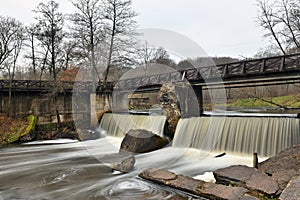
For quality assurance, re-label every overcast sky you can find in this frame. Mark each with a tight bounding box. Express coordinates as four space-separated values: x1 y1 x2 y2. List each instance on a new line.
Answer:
0 0 268 59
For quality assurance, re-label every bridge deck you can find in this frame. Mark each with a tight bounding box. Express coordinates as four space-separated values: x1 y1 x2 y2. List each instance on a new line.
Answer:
1 53 300 93
116 53 300 91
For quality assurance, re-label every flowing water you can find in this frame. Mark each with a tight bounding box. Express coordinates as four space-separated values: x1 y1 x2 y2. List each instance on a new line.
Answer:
0 138 256 200
1 112 299 199
173 116 300 157
99 113 166 137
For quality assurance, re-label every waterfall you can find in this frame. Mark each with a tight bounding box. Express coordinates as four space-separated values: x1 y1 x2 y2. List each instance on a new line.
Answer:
99 113 166 137
172 116 300 157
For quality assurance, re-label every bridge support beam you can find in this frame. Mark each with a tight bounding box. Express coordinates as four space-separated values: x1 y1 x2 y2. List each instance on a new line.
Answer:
112 91 129 112
193 85 204 116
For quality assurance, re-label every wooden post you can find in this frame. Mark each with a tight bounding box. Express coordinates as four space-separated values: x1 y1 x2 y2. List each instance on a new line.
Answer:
224 64 229 77
253 152 258 169
280 56 285 71
260 59 266 73
90 93 98 129
241 62 246 75
56 109 61 130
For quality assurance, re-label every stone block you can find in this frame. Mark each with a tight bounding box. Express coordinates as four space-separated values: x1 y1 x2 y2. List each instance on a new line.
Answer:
139 168 249 200
279 175 300 200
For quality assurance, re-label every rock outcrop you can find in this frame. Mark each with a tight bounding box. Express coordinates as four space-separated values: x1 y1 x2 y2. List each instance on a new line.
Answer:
158 84 181 138
258 144 300 189
77 129 103 141
111 155 135 173
137 143 300 199
214 165 279 197
279 175 300 200
0 114 36 144
158 83 202 138
139 168 249 200
120 129 169 153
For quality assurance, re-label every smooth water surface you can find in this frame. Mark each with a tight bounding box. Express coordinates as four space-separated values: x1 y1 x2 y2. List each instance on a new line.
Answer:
0 137 254 200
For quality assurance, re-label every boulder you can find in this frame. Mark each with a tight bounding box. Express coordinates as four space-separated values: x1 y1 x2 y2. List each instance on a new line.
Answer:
77 129 103 141
120 129 169 153
246 170 279 196
139 168 249 200
158 84 181 138
158 82 201 138
258 144 300 191
111 155 135 173
271 169 300 191
214 165 254 185
259 144 300 174
279 175 300 200
213 165 279 197
240 194 260 200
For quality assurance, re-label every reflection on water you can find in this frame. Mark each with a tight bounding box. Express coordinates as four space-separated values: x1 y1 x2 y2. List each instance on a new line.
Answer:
0 137 255 200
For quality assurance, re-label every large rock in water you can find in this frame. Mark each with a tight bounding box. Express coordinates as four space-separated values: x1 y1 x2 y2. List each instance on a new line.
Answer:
158 84 181 138
120 129 169 153
111 155 135 173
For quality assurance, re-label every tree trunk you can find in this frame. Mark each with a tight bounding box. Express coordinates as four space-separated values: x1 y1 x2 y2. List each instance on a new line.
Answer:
104 0 117 85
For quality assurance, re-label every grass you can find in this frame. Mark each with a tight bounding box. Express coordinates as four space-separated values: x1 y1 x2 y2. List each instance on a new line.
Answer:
227 94 300 109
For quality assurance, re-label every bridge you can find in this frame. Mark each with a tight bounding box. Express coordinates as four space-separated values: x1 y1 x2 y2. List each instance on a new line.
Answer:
0 80 114 93
1 53 300 93
116 53 300 91
1 53 300 118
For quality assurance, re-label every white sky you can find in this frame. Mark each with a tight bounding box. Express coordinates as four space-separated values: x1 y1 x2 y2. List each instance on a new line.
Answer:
0 0 268 58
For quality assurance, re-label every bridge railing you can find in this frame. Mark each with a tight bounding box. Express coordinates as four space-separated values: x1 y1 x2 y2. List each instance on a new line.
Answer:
114 53 300 90
2 53 300 92
0 79 114 92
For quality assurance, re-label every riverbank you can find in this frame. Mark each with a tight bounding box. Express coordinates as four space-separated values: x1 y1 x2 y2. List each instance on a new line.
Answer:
227 93 300 110
0 113 36 144
0 113 79 144
139 144 300 199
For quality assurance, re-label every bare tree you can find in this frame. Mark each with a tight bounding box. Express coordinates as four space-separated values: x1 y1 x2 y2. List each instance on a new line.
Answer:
24 24 39 79
257 0 286 54
138 42 157 65
101 0 138 83
257 0 300 54
34 0 64 81
68 0 104 84
0 16 23 69
61 40 77 70
0 16 25 116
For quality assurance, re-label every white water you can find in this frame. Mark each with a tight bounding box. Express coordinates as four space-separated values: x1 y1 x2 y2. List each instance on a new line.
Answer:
2 113 299 199
173 116 300 157
99 113 166 137
0 137 254 200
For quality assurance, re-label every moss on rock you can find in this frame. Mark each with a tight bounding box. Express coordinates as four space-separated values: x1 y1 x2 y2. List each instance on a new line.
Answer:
0 114 36 145
22 115 36 137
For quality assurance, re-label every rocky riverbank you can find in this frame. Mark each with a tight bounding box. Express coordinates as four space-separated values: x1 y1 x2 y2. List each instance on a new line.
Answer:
0 113 80 144
139 144 300 200
0 113 36 144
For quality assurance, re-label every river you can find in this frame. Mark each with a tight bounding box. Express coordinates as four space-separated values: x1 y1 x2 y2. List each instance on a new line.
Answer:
1 111 299 199
0 136 255 200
